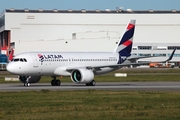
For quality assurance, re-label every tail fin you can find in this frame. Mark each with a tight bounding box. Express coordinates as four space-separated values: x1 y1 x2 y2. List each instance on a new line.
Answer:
113 20 136 57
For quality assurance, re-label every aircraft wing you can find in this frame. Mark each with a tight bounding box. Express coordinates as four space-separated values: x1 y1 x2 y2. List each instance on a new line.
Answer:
99 48 176 68
66 48 176 71
127 56 158 63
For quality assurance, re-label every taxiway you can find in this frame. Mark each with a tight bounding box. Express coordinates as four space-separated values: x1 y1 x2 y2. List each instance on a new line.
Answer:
0 82 180 92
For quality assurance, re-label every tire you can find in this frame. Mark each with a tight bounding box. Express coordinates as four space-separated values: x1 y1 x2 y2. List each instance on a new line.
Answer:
86 83 90 86
51 80 56 86
56 80 61 86
90 80 96 86
24 83 30 87
86 80 96 86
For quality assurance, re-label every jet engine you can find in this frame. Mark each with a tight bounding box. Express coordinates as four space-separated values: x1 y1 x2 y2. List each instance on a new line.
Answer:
19 76 41 83
71 68 94 83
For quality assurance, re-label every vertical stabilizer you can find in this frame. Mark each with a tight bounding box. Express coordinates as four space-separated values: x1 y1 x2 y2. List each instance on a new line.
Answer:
113 20 136 57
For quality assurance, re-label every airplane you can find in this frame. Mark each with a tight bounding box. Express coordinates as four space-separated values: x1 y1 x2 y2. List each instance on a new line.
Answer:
6 20 176 87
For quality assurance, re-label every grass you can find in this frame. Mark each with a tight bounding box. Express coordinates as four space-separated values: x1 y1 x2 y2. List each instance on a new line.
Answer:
0 90 180 120
1 69 180 119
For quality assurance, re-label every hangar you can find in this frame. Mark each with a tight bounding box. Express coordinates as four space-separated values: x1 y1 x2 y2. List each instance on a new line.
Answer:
0 8 180 65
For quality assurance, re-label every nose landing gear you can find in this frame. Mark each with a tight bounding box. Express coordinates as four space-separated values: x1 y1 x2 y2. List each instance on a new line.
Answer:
24 82 30 87
19 76 31 87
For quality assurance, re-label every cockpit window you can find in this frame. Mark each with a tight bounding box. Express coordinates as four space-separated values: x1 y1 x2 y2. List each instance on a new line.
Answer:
13 58 19 62
12 58 27 62
20 58 23 62
23 59 27 62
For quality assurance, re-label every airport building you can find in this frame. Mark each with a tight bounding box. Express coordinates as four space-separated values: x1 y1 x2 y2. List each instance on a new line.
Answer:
0 8 180 66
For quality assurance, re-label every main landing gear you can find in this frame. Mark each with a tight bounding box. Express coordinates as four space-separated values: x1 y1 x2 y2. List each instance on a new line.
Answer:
51 76 61 86
86 80 96 86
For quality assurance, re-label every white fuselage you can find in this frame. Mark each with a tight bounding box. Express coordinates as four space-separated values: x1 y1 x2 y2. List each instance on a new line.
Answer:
7 52 121 76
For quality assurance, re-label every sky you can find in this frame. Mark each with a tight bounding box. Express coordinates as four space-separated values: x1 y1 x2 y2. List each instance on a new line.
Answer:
0 0 179 12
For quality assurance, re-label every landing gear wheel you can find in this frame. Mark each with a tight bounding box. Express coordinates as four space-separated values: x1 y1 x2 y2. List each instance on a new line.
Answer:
51 79 61 86
86 83 90 86
51 80 56 86
22 76 31 87
24 83 30 87
56 80 61 86
86 80 96 86
90 80 96 86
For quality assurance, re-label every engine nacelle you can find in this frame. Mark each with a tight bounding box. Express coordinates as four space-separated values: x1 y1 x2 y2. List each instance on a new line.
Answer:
19 76 41 83
71 68 94 83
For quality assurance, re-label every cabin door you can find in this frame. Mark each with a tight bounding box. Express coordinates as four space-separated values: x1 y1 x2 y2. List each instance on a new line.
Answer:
31 55 38 67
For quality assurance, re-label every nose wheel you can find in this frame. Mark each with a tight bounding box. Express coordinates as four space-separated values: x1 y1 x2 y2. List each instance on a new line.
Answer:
24 82 30 87
19 76 31 87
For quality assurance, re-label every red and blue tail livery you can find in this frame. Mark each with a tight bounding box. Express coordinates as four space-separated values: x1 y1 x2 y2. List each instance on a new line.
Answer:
114 20 136 64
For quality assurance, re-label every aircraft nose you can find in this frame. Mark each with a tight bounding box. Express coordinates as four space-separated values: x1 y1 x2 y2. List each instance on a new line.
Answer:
6 63 16 74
